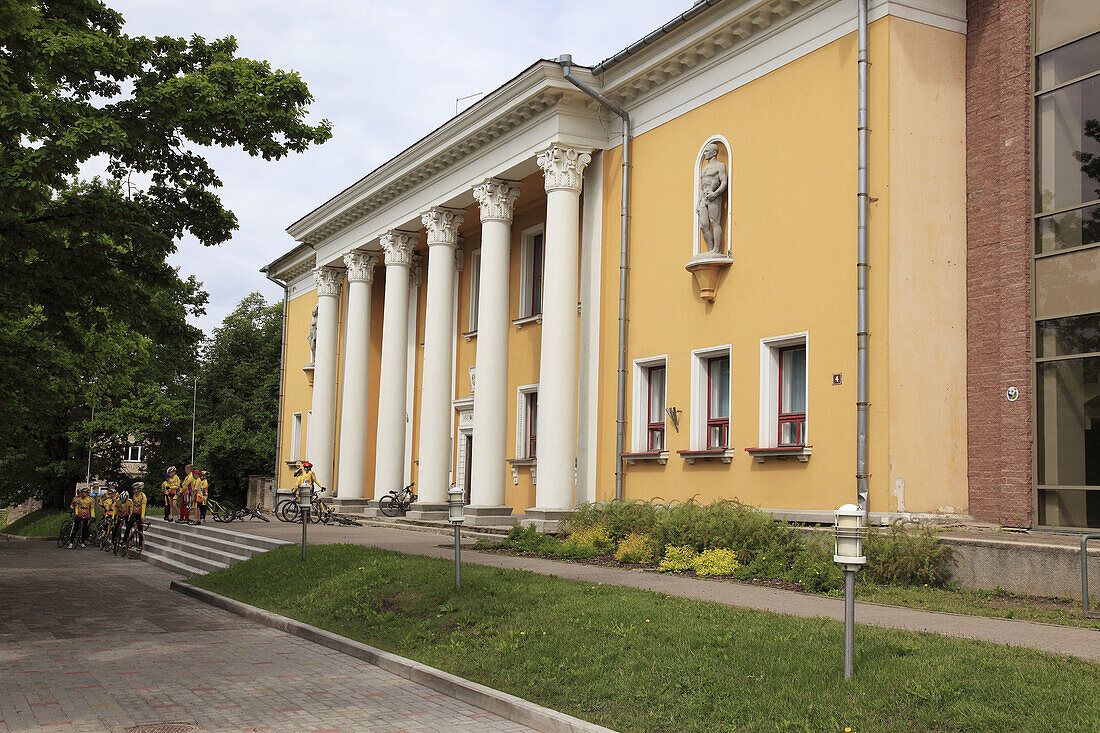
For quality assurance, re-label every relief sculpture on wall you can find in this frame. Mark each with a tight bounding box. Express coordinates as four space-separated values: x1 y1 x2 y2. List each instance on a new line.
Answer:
307 304 318 364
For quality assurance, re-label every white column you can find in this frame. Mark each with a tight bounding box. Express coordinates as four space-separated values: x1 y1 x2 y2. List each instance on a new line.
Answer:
307 266 344 493
372 231 417 500
532 144 591 518
409 208 465 516
334 251 379 502
467 179 521 522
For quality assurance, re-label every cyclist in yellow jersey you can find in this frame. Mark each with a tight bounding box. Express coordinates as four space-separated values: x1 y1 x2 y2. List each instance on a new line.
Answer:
163 466 181 521
294 461 323 501
131 482 148 520
68 487 96 548
114 491 135 546
195 472 209 523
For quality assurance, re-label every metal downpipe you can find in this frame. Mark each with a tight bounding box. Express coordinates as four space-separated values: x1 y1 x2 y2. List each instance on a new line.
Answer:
856 0 870 514
558 55 631 501
265 269 291 491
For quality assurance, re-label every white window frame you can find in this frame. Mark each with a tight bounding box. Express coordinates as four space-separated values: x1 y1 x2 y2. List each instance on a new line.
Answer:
515 383 539 459
291 412 303 459
517 223 545 320
759 331 809 449
631 355 668 452
689 344 732 451
124 445 143 463
467 248 482 333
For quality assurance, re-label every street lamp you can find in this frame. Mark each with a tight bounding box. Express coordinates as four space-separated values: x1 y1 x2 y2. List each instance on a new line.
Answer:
448 484 465 590
834 503 867 680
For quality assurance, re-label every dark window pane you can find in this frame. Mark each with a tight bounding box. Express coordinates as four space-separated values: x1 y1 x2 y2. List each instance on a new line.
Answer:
1037 313 1100 357
1037 32 1100 90
781 347 807 413
708 356 729 419
1034 246 1100 320
530 233 543 315
1036 75 1100 213
1036 356 1100 486
1037 488 1100 528
1037 201 1100 253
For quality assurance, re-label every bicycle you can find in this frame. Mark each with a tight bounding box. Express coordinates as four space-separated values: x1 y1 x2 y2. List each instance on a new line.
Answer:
101 517 118 553
206 497 235 523
331 513 362 527
56 516 76 548
124 520 149 559
378 483 416 517
230 505 270 522
281 494 332 524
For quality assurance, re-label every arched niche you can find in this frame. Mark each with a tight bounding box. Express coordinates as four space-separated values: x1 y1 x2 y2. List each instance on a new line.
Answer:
690 134 733 259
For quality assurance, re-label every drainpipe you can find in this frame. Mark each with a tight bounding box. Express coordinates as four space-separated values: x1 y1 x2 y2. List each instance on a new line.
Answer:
558 54 631 501
855 0 869 514
265 268 290 493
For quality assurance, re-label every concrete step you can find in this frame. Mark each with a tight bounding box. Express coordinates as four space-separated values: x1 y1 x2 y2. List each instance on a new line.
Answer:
357 515 513 541
145 534 254 566
146 518 288 552
145 524 274 560
143 544 229 576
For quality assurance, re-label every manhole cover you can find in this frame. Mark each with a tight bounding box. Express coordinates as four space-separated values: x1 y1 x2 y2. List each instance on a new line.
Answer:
128 725 201 733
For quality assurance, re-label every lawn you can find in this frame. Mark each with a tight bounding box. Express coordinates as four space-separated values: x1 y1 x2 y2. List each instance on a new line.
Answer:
1 509 69 537
191 544 1100 733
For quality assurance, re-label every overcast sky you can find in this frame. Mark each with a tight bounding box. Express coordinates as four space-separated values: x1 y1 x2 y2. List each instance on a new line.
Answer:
107 0 690 334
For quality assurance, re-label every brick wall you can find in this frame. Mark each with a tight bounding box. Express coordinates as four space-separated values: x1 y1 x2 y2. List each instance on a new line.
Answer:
965 0 1033 526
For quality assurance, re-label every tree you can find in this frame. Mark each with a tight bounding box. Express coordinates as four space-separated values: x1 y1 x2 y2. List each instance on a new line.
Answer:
0 1 330 507
189 293 283 504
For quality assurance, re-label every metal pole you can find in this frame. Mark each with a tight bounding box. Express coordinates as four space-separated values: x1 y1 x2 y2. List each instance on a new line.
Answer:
191 376 198 466
85 405 94 484
454 524 462 590
844 569 855 680
300 502 309 560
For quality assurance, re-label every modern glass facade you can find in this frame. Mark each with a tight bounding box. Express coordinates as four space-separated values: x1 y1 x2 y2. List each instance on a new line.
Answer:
1034 0 1100 528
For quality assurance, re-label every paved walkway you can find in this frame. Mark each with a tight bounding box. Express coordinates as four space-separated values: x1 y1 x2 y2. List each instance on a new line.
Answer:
228 519 1100 662
0 542 535 733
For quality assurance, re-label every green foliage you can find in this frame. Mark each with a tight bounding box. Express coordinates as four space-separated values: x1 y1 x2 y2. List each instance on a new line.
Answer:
658 544 698 572
693 547 740 576
864 521 955 587
560 524 615 556
0 0 328 508
614 532 658 564
1 509 69 537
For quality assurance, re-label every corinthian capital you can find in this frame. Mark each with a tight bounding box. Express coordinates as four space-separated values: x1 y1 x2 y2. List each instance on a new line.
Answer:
343 251 380 283
313 266 343 297
472 179 522 223
538 144 592 193
421 207 465 247
380 231 418 267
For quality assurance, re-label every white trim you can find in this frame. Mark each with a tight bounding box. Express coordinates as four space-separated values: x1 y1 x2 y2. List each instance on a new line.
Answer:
515 383 539 459
468 248 482 333
631 355 668 453
758 331 809 449
287 270 317 299
691 135 733 259
290 412 303 460
517 223 545 319
689 344 732 451
453 397 474 498
449 262 460 485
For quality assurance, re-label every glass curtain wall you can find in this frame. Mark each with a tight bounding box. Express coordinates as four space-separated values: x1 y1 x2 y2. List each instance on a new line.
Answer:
1034 0 1100 528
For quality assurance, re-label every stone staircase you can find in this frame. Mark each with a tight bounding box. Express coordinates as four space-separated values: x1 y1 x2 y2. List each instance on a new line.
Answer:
142 517 290 577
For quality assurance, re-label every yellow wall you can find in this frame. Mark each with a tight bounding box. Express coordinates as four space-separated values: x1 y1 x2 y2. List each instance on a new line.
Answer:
278 289 317 488
594 17 966 514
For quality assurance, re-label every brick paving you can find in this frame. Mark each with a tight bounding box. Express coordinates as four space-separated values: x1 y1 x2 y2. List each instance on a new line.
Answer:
0 543 535 733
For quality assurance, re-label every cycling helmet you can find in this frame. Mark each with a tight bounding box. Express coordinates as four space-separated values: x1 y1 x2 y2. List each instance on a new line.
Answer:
79 486 90 494
132 482 144 490
166 466 176 476
120 491 130 501
301 460 313 469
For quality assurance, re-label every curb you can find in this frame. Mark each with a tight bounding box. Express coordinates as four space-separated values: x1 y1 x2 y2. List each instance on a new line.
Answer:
171 581 616 733
0 532 54 542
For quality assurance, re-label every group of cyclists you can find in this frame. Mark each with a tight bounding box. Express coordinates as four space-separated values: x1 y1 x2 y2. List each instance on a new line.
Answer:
66 480 148 550
161 464 211 524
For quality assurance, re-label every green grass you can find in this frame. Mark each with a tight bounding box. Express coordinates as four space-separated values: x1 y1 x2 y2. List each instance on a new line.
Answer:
191 544 1100 733
1 509 69 537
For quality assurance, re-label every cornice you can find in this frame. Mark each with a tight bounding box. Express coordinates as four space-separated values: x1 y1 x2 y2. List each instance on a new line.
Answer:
287 61 597 246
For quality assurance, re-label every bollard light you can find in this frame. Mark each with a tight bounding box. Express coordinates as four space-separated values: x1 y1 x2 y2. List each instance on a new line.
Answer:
833 503 867 567
448 485 464 589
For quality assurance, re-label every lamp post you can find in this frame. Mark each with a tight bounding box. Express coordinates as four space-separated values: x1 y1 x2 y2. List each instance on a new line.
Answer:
448 484 465 590
834 503 867 680
300 492 311 561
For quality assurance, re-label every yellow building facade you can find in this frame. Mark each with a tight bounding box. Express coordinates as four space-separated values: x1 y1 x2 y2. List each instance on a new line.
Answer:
266 0 969 528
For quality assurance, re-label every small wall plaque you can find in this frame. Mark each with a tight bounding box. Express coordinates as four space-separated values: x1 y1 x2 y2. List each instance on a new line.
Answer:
1006 386 1019 402
832 373 843 386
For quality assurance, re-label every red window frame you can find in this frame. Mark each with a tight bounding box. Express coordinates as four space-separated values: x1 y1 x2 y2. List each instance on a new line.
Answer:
526 391 538 458
706 356 730 450
778 345 806 446
646 365 666 452
528 232 544 316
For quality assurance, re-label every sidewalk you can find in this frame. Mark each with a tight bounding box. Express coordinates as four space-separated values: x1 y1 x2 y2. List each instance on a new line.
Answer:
225 519 1100 662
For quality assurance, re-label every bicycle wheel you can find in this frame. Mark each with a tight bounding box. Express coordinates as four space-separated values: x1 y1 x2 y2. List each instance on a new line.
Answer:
379 494 401 517
112 528 122 556
101 524 113 552
57 519 74 548
217 502 237 522
128 530 145 558
280 501 300 523
253 508 270 522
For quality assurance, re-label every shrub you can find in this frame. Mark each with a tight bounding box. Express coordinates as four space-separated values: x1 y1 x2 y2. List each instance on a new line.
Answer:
614 532 658 564
558 524 615 559
659 544 698 572
864 521 954 587
564 500 661 540
694 548 740 576
495 524 561 555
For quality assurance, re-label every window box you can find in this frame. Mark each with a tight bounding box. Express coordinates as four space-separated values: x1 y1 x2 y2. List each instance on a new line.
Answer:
745 446 813 463
677 448 734 464
621 451 669 465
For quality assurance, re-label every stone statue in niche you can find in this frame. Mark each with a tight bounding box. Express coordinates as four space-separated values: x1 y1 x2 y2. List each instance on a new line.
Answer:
696 142 728 254
307 304 318 363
